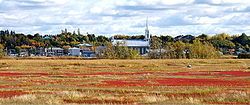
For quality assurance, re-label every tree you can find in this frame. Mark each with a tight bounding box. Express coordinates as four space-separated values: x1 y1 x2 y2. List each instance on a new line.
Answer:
210 33 236 52
150 36 162 49
233 33 249 46
62 45 71 55
101 42 139 59
162 41 187 59
211 33 231 40
171 41 187 59
197 34 209 41
211 40 235 49
0 44 5 58
148 36 164 59
96 36 109 46
77 28 81 36
162 40 220 59
189 40 220 59
160 35 174 44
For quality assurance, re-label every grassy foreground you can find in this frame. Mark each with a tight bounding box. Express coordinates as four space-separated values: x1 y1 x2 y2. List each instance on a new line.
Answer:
0 59 249 105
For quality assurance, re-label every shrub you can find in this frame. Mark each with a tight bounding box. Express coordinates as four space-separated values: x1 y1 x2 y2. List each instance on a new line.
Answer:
189 40 220 59
238 53 250 59
0 44 5 58
161 40 220 59
100 42 139 59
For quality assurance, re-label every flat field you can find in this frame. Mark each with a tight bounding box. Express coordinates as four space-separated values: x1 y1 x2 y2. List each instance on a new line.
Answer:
0 59 249 105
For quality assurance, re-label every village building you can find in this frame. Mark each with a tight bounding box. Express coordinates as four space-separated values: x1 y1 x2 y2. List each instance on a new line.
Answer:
77 43 96 58
111 19 151 55
68 47 81 56
45 47 64 56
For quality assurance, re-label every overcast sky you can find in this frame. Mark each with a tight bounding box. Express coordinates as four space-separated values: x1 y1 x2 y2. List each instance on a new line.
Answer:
0 0 250 36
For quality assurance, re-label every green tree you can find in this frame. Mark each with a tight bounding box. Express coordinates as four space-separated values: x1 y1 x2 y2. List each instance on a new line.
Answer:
197 34 209 42
163 41 187 59
210 33 235 52
148 36 164 59
233 33 249 46
189 40 220 59
101 42 139 59
211 33 231 40
211 40 235 49
150 36 162 49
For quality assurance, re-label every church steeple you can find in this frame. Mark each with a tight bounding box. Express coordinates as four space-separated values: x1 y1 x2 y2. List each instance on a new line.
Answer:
145 17 150 41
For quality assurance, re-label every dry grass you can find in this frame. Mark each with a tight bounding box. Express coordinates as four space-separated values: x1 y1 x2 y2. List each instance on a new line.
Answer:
0 59 249 104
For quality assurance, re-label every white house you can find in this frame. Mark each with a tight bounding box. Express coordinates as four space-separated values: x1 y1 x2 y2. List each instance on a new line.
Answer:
69 47 81 56
45 47 64 56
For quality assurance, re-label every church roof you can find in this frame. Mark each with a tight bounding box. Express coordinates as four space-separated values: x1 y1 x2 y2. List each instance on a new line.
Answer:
112 39 149 47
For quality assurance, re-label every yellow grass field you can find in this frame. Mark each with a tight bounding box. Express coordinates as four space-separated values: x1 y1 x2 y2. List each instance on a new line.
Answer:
0 59 249 105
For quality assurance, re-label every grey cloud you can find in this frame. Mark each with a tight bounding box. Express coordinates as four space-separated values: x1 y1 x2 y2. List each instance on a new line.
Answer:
193 0 239 6
0 0 249 35
223 15 250 25
194 0 216 4
155 16 199 27
225 6 250 13
0 0 56 11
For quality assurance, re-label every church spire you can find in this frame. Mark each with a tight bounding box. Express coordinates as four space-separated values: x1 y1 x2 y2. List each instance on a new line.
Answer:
145 17 150 41
146 17 149 31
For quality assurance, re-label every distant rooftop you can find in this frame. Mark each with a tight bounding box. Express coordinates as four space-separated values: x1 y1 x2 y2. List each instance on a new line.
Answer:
112 39 149 47
69 47 80 50
43 36 51 40
78 43 92 47
46 47 64 50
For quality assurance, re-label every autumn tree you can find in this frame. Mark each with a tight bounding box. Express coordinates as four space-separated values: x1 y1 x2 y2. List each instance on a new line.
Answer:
100 42 139 59
0 44 4 58
189 40 220 59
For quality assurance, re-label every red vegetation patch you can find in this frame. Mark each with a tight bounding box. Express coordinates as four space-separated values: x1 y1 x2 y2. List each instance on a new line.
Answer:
170 72 214 76
0 91 28 98
0 86 10 88
0 72 24 76
64 99 135 104
169 71 250 77
64 72 152 77
218 71 250 76
156 78 250 86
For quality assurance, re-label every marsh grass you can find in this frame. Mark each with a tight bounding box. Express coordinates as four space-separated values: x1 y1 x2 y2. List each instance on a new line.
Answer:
0 59 249 104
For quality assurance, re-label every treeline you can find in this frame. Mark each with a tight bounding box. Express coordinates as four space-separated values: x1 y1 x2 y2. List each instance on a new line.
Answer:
0 29 250 59
0 29 110 50
97 43 140 59
148 33 250 59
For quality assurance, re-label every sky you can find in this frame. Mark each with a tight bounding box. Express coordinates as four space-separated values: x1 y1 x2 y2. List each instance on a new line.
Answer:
0 0 250 36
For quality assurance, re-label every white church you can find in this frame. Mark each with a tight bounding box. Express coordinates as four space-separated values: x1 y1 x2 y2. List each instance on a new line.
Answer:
111 19 151 55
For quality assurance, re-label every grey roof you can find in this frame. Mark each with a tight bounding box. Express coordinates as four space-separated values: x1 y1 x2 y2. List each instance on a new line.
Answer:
112 40 149 47
46 47 64 51
69 47 80 50
43 36 51 40
78 43 92 47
